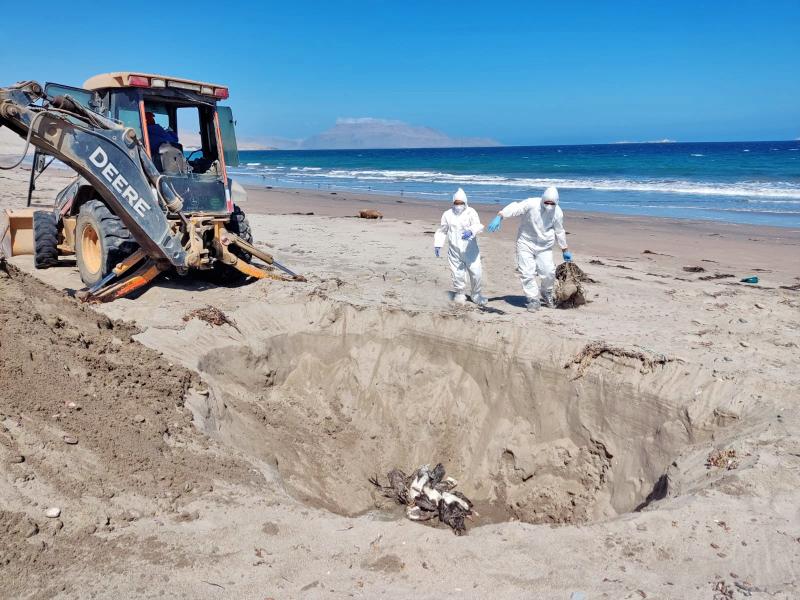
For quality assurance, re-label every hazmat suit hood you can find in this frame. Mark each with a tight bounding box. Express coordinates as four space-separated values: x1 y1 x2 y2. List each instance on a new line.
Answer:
451 188 468 215
542 186 559 205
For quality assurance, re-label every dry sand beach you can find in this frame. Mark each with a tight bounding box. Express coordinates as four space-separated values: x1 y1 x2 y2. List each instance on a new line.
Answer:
1 147 800 599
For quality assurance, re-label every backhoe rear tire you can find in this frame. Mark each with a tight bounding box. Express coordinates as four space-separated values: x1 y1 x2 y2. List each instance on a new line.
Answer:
75 200 137 286
210 204 253 284
228 204 252 262
33 210 59 269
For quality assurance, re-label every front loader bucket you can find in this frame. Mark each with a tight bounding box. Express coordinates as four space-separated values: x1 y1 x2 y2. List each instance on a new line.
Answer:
0 208 35 259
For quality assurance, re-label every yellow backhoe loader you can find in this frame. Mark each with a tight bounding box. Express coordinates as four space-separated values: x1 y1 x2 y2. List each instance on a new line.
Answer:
0 73 302 301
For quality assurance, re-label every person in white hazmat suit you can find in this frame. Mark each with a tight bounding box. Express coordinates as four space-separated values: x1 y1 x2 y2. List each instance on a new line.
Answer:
434 188 487 306
486 186 573 311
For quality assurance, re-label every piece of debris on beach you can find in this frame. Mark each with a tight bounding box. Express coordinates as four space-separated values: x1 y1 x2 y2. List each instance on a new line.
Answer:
370 463 476 535
706 448 739 470
555 261 593 308
565 341 677 378
698 273 735 281
683 265 706 273
182 306 240 332
359 209 383 219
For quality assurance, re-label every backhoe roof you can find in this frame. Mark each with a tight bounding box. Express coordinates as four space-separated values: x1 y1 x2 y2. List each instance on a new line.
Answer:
83 72 226 91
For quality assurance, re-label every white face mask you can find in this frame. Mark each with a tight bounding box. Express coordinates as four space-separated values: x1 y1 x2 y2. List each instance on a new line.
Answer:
542 202 556 211
453 204 465 215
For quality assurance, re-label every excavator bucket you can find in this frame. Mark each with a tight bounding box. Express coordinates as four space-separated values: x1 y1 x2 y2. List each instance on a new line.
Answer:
0 208 35 259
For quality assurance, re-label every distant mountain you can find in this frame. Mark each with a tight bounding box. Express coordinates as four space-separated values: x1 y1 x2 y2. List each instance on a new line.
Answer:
0 127 26 155
238 136 300 151
179 130 292 151
299 117 500 150
180 117 498 151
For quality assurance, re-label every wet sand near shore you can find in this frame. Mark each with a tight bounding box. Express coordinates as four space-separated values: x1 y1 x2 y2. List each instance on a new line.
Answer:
1 162 800 599
241 184 800 281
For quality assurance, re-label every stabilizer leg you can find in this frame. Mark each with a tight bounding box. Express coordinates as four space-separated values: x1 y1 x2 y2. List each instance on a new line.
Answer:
220 229 306 282
78 258 166 303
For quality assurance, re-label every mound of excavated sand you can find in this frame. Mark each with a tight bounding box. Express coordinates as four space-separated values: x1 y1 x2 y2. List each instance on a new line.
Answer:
0 262 254 597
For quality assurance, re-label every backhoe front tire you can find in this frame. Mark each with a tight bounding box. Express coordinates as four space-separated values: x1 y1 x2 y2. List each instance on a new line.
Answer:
33 210 59 269
75 200 137 286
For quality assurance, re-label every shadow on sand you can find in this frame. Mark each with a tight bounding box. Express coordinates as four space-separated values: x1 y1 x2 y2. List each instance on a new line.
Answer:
489 294 527 308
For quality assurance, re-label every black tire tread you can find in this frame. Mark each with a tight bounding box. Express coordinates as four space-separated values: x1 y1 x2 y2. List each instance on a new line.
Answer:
33 210 59 269
75 200 138 285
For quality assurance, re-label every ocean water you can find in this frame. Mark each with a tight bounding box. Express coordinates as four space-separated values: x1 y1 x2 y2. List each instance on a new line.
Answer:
231 141 800 227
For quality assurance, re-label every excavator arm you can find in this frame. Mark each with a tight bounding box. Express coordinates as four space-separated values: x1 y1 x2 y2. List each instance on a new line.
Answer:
0 81 186 267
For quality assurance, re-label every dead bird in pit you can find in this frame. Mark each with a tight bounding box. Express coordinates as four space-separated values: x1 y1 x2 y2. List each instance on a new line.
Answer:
370 463 475 535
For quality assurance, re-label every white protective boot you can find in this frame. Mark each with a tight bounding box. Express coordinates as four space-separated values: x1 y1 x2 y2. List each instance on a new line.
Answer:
541 290 556 309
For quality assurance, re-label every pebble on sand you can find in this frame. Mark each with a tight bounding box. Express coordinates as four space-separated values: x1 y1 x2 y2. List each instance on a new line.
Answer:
133 414 146 423
45 507 61 518
63 435 78 445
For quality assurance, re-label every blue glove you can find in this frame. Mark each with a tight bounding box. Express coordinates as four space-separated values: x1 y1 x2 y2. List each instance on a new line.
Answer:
461 230 474 240
487 215 503 232
562 250 573 262
434 247 441 257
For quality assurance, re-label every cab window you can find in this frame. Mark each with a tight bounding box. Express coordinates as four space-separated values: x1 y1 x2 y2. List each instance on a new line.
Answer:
110 89 143 140
45 82 96 110
217 106 239 167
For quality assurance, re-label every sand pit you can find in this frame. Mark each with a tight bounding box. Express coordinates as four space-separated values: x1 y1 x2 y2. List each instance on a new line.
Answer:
179 302 727 526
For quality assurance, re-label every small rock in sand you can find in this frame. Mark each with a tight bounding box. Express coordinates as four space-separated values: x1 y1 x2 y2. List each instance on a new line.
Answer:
359 209 383 219
740 341 750 348
24 521 39 538
62 435 78 445
45 507 61 518
133 414 146 423
8 455 24 464
754 303 765 309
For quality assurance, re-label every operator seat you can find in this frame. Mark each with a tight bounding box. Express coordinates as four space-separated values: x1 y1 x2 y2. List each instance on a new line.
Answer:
159 145 190 175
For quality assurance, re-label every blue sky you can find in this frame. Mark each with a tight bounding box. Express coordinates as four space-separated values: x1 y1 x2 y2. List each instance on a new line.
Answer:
1 1 798 145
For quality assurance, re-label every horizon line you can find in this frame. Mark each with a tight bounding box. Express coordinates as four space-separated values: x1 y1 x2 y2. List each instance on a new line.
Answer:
239 138 800 151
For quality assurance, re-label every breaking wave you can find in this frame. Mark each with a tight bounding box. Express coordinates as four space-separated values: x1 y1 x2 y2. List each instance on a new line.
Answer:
230 164 800 200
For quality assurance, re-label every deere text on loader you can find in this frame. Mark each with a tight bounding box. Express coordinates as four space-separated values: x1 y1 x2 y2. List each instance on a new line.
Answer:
0 73 302 301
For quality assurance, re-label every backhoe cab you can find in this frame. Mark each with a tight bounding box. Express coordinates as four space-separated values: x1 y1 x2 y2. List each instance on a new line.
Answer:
0 73 301 301
79 72 241 213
